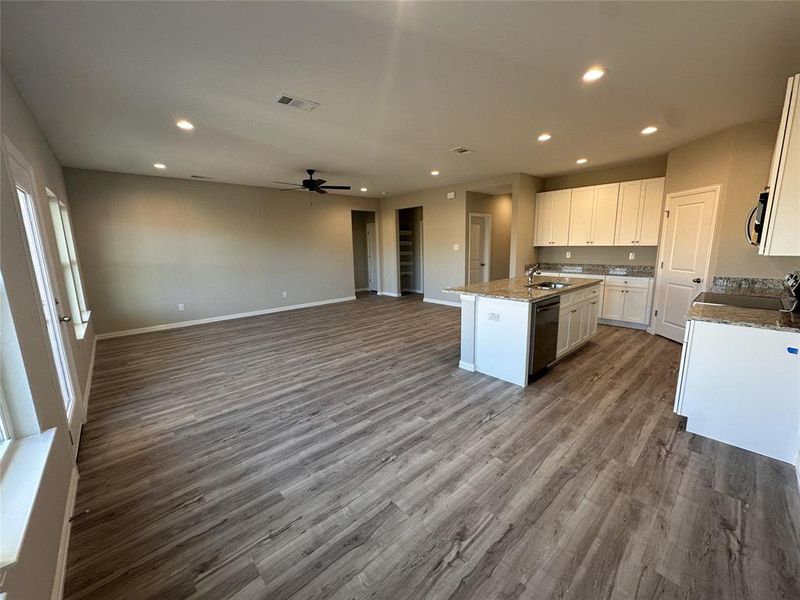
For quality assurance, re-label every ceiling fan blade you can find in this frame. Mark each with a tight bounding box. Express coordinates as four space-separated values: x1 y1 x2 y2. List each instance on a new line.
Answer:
315 188 328 194
319 185 351 190
315 179 327 186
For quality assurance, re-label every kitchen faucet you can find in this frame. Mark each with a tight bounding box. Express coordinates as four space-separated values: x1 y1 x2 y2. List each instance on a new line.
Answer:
525 264 541 283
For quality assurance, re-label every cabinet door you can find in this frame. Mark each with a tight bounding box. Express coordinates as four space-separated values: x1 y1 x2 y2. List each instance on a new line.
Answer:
602 285 625 320
568 187 594 246
534 192 553 246
637 178 664 245
615 180 642 246
592 183 619 245
567 306 582 350
579 300 591 341
587 299 599 336
556 307 570 357
622 287 649 324
550 189 572 246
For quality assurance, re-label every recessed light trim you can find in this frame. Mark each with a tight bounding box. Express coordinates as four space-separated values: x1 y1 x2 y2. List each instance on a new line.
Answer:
582 66 606 82
576 158 588 165
641 125 658 135
176 119 194 130
153 163 166 169
360 187 368 192
431 170 440 176
537 133 552 142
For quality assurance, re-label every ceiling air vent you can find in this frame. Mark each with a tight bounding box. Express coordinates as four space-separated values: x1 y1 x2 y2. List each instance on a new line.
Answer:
276 94 320 112
450 146 475 154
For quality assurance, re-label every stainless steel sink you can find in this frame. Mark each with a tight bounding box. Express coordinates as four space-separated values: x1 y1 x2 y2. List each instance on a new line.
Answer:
526 281 571 289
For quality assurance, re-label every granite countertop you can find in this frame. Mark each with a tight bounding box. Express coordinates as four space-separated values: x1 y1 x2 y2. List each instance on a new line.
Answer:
531 263 655 278
687 304 800 333
444 275 603 303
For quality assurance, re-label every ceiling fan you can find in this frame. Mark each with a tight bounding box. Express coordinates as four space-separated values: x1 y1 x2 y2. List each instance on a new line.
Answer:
274 169 351 194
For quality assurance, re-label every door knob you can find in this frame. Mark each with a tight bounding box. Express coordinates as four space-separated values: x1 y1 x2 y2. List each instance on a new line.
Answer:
692 278 702 284
59 315 72 323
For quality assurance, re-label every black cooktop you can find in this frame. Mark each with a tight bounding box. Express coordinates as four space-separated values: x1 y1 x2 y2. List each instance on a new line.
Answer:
693 292 783 310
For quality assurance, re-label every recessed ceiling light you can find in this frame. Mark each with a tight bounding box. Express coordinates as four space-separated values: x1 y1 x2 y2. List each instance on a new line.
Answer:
641 125 658 135
431 170 440 176
576 158 588 165
582 67 606 82
176 119 194 130
153 163 166 169
537 133 552 142
360 187 368 192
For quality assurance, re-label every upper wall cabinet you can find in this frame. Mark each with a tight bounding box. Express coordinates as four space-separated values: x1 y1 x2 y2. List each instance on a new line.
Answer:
568 183 619 246
760 73 800 256
614 177 665 246
534 189 571 246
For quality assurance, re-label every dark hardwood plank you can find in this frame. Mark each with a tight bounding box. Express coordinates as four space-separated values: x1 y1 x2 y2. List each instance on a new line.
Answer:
64 294 800 600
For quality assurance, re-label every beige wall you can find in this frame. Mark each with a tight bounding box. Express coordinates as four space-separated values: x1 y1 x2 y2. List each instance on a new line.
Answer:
1 67 82 599
535 245 658 267
509 173 542 277
64 169 379 333
664 118 799 279
466 192 512 280
543 156 667 192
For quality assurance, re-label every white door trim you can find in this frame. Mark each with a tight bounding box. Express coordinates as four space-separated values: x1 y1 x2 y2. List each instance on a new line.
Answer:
468 212 492 284
652 184 721 339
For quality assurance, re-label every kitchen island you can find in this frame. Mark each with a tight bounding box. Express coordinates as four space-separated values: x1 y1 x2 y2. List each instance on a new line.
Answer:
444 275 603 386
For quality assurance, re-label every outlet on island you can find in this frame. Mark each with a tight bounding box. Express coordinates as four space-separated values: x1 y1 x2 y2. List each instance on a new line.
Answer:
177 303 185 312
282 291 288 298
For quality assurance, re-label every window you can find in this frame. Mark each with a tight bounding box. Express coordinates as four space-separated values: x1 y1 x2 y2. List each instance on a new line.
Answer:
47 190 90 338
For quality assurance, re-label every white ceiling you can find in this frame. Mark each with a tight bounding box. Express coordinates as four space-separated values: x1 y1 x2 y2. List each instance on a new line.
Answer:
2 1 799 196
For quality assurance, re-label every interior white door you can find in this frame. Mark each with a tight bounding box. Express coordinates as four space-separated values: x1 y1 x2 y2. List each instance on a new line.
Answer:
468 214 490 283
654 186 720 342
366 222 378 292
4 140 83 454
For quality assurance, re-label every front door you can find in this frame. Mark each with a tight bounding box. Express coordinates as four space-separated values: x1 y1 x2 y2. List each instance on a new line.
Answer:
653 186 720 342
468 214 491 283
4 138 83 455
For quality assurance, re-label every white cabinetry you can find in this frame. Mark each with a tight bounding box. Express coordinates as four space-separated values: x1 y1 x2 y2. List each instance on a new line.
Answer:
556 284 601 359
614 178 664 246
601 276 652 325
534 189 571 246
568 183 619 246
675 319 800 462
760 73 800 256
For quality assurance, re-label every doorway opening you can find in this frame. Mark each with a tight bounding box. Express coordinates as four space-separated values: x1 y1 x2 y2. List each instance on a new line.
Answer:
465 187 513 282
351 210 378 296
397 207 423 295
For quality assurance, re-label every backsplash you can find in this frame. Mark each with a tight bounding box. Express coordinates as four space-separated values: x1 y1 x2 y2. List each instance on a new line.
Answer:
530 262 655 278
535 245 658 267
711 275 796 297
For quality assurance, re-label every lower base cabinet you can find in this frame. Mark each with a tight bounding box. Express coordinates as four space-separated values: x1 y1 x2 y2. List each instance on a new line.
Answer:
556 284 600 359
601 276 652 324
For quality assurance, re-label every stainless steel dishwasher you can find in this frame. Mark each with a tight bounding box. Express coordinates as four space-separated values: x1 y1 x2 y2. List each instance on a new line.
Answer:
529 296 560 377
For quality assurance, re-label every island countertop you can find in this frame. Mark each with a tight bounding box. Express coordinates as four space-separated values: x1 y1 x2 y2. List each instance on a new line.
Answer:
444 275 603 303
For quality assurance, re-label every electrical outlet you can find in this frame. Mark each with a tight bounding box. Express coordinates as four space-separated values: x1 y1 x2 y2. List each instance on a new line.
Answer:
566 251 571 258
488 312 500 322
282 291 288 298
453 244 460 251
629 252 635 260
447 191 456 199
177 303 185 312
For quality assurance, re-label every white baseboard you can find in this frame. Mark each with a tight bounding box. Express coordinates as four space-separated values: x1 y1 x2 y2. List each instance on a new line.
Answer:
597 318 649 331
458 361 475 372
378 291 402 298
424 297 460 308
82 338 96 417
51 466 79 600
96 296 357 339
355 287 369 292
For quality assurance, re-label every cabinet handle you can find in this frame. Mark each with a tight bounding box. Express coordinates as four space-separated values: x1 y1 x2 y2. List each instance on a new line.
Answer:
591 301 597 305
571 309 577 313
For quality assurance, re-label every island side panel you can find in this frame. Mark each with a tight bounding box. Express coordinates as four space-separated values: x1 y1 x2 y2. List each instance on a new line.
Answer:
474 296 531 387
459 294 476 371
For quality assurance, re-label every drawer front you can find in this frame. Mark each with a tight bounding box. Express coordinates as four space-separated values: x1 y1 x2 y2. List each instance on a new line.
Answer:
560 291 578 307
605 275 650 289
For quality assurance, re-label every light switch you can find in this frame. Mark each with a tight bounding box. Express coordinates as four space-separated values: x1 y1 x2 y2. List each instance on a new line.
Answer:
453 244 460 251
629 252 635 260
566 251 571 258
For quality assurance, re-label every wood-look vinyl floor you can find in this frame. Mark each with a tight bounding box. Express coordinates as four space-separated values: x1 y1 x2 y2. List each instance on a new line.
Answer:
65 294 800 600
